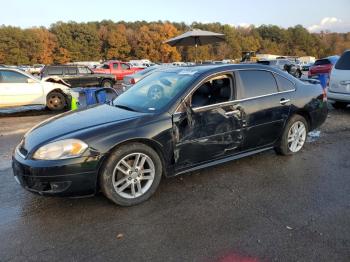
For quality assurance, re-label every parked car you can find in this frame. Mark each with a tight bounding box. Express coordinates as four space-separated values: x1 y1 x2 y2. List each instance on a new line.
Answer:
328 50 350 109
122 66 159 91
41 65 116 88
0 68 71 110
308 56 339 78
12 64 328 206
257 59 302 78
93 61 143 80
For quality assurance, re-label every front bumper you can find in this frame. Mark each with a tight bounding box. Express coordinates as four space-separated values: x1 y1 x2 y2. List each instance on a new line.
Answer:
327 90 350 103
12 151 103 197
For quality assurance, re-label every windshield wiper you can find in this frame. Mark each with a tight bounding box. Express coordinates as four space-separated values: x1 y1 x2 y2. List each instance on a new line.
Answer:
114 104 138 112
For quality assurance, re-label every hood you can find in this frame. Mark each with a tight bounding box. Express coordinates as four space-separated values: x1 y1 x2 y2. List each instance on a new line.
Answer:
23 104 147 152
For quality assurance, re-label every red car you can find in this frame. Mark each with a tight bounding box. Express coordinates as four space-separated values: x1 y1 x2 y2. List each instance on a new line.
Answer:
308 56 339 78
93 61 144 80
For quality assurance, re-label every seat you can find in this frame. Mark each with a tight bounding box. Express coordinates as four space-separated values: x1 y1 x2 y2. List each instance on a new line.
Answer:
191 83 211 107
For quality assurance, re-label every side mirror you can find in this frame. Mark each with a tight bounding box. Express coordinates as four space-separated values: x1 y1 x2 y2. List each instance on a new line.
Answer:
27 78 37 84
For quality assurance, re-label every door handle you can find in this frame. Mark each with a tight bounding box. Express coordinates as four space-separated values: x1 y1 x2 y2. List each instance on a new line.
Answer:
280 98 290 105
225 109 240 116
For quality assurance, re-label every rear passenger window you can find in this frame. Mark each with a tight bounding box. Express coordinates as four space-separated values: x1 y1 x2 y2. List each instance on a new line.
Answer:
274 74 295 91
48 67 63 75
238 70 278 98
335 51 350 70
66 67 77 75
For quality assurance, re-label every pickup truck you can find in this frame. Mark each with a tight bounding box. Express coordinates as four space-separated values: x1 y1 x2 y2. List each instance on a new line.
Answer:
93 61 143 80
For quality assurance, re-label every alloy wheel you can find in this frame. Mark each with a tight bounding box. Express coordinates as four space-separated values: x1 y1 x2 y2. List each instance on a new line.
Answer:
287 121 307 152
112 153 155 199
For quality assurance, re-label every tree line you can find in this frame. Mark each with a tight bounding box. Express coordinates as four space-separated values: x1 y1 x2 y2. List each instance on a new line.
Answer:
0 20 349 65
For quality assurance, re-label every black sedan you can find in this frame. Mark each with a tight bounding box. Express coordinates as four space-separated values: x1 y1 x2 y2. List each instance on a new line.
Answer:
13 64 328 206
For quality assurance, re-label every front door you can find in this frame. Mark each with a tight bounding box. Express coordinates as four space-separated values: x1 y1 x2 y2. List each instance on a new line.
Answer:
172 74 244 170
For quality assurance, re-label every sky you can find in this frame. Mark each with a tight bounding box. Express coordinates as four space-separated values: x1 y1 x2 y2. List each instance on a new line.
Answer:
1 0 350 33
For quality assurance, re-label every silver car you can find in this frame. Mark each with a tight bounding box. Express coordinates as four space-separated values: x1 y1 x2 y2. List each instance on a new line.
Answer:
328 50 350 109
122 66 159 91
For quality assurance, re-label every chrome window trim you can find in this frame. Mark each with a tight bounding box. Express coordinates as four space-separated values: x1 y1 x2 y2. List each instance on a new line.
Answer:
174 68 296 114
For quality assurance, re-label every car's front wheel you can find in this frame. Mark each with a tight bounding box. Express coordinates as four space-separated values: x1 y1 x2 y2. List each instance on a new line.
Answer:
46 91 66 111
275 115 308 155
100 143 162 206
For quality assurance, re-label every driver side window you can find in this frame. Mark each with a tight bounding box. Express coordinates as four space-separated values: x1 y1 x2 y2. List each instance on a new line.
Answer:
0 70 29 83
191 75 233 108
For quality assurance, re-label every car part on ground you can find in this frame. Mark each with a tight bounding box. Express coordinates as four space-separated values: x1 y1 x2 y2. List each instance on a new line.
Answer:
12 64 328 206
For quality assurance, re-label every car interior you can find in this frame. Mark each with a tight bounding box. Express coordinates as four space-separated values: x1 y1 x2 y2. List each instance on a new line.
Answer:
191 75 233 108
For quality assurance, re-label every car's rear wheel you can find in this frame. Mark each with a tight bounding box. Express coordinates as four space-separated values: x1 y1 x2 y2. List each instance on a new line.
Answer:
101 79 113 88
275 115 308 155
100 143 162 206
332 101 348 109
46 92 66 111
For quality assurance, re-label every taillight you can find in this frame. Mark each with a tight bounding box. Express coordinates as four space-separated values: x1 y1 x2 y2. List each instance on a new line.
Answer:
129 78 135 84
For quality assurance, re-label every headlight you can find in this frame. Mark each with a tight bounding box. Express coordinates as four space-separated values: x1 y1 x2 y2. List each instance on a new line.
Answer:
33 139 88 160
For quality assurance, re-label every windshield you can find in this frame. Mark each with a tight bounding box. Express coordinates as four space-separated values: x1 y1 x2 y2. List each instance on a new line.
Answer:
113 71 195 113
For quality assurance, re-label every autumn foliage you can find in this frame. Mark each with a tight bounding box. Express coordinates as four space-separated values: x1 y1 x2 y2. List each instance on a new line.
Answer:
0 21 349 65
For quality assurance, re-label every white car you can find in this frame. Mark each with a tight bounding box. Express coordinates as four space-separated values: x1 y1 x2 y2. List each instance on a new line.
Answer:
0 68 71 111
328 50 350 109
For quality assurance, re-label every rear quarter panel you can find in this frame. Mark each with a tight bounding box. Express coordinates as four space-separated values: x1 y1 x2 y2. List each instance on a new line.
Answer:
291 81 328 130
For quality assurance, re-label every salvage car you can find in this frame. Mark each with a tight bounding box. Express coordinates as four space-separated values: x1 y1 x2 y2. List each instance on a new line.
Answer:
41 65 116 88
0 68 71 110
308 56 339 78
12 64 328 206
328 50 350 109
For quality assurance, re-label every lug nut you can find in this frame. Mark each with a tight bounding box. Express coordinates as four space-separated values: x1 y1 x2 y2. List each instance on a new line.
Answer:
128 177 132 180
134 179 137 182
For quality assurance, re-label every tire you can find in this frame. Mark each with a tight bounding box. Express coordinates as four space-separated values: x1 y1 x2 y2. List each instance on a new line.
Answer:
99 142 162 206
101 79 113 88
332 101 348 109
275 114 308 155
46 91 66 111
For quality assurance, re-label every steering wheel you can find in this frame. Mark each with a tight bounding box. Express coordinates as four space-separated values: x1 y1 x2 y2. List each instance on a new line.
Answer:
148 85 164 100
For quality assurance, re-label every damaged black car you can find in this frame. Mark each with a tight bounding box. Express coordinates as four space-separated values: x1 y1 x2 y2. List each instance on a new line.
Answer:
12 64 328 206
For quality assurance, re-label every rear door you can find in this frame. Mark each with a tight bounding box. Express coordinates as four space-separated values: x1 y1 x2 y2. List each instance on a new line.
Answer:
0 70 44 107
329 51 350 94
235 70 293 149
